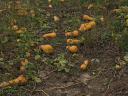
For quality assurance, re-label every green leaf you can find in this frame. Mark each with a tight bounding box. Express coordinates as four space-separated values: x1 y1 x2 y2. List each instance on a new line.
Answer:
35 55 41 60
33 76 42 83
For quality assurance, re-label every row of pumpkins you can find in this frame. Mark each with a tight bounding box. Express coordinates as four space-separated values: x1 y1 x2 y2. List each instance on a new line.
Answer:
40 15 96 54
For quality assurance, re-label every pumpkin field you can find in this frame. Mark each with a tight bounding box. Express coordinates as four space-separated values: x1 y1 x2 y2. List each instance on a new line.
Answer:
0 0 128 96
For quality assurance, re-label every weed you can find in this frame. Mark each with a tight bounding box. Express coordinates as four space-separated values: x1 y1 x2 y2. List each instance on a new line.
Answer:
46 53 72 72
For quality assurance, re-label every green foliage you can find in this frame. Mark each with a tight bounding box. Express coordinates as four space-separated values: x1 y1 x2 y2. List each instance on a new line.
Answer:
80 0 104 5
0 87 18 96
25 62 37 80
47 53 71 72
111 6 128 52
118 29 128 51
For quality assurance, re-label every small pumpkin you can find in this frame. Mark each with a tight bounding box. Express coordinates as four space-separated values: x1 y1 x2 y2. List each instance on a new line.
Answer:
54 16 60 22
80 63 88 70
43 32 56 39
0 75 27 88
66 45 78 53
79 21 96 31
15 29 24 33
80 60 91 70
83 15 94 21
89 21 96 27
16 75 27 84
65 30 79 37
66 39 80 44
21 59 29 66
20 66 26 73
20 59 28 72
12 25 18 31
48 4 52 8
79 24 86 31
10 75 27 85
84 24 92 31
15 27 27 34
40 44 54 54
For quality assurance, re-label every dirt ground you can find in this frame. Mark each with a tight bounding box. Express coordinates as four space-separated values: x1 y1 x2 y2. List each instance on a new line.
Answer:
0 0 128 96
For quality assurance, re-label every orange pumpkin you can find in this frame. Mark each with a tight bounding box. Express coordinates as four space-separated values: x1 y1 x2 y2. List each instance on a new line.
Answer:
65 30 79 37
89 21 96 26
40 44 54 54
66 39 80 44
80 60 91 70
16 75 27 84
20 59 28 72
84 24 92 31
80 63 88 70
43 32 56 39
15 27 27 34
83 15 94 21
79 21 96 31
21 59 29 66
79 24 86 31
66 45 78 53
0 75 27 88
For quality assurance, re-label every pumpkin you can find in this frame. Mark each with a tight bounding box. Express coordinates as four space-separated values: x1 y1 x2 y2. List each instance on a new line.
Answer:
0 82 10 88
80 63 88 70
79 24 86 31
79 21 96 31
15 27 27 34
0 75 27 88
84 24 92 31
20 59 28 72
73 30 79 37
10 75 27 85
12 25 18 31
66 39 80 44
115 64 121 70
80 60 91 70
40 44 54 54
84 59 91 65
66 45 78 53
16 75 27 84
87 4 94 9
48 4 52 8
20 66 26 72
15 29 24 33
43 32 56 39
65 30 79 37
54 16 60 22
83 15 94 21
21 59 28 66
89 21 96 26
